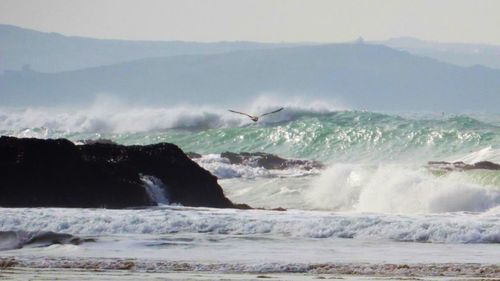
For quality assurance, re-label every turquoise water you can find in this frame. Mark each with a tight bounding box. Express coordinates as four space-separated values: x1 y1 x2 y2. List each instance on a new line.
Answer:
139 113 500 162
7 111 497 163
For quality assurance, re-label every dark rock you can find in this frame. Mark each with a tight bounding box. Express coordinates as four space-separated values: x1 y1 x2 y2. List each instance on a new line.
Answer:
232 203 252 209
252 206 287 212
470 161 500 170
76 138 117 145
427 160 500 171
220 151 324 170
0 136 235 208
0 231 92 251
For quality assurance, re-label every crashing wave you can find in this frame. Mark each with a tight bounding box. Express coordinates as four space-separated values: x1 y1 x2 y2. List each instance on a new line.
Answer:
307 163 500 213
0 97 342 134
1 102 499 165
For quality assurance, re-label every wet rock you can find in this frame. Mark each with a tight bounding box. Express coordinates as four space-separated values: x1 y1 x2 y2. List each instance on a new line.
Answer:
428 160 500 171
470 161 500 170
220 151 324 170
0 136 235 208
76 138 117 145
0 231 92 251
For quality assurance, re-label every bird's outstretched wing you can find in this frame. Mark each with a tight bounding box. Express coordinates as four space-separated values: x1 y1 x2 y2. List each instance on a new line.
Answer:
260 107 284 117
228 109 256 119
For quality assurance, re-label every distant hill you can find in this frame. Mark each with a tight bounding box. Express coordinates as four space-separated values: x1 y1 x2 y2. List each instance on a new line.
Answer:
2 43 500 111
380 37 500 69
3 24 500 73
0 24 289 73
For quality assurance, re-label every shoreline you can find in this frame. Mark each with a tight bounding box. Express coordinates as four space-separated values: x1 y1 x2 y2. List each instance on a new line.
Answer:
3 269 500 281
1 256 499 279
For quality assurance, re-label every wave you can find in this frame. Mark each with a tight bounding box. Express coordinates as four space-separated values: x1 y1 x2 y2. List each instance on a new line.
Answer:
0 96 341 134
0 207 498 244
2 107 496 136
218 160 500 213
1 99 499 163
307 163 500 213
0 105 231 134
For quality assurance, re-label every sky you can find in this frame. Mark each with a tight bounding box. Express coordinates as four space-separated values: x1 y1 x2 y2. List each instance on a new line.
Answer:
1 0 500 44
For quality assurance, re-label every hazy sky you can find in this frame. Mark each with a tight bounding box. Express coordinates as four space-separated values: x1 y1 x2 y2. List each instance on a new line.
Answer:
1 0 500 44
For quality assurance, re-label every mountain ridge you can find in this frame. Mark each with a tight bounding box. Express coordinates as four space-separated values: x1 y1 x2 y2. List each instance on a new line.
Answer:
0 24 291 73
2 42 500 111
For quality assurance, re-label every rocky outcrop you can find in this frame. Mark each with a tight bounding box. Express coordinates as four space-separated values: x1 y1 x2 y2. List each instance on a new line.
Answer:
428 160 500 171
0 136 235 208
220 151 324 170
75 138 117 145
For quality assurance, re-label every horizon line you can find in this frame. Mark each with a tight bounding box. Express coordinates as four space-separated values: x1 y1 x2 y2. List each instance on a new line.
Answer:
2 23 500 47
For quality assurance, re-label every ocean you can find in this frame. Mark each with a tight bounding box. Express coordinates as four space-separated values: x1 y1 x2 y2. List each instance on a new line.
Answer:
1 102 499 280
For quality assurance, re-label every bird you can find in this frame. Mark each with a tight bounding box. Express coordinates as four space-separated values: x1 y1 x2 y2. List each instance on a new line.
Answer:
228 107 284 122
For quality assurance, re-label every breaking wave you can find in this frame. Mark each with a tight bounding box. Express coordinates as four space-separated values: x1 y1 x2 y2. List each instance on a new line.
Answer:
3 110 498 164
0 97 340 134
0 207 498 244
307 164 500 213
1 97 499 163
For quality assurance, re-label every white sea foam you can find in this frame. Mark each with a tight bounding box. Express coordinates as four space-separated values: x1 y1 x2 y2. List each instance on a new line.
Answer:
451 146 500 164
215 155 500 213
0 207 498 244
193 154 319 179
0 96 342 135
0 104 231 134
307 164 500 213
193 154 270 179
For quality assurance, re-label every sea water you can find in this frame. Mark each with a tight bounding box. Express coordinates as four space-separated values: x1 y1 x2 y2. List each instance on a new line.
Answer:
1 102 499 279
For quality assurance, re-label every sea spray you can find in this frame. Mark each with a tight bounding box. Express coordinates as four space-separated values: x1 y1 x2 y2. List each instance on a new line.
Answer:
141 175 170 205
307 164 500 213
0 97 341 134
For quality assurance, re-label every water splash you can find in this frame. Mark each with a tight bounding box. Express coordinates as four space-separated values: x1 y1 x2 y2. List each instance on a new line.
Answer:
307 164 500 213
141 175 169 205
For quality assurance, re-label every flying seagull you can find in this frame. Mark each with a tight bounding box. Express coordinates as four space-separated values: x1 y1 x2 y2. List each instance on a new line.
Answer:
228 107 284 122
